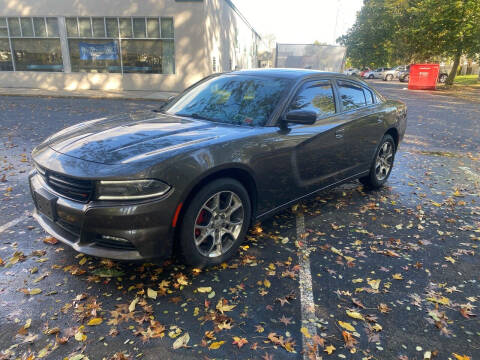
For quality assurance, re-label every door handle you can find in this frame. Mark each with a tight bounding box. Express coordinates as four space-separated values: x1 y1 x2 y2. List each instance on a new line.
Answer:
335 128 345 139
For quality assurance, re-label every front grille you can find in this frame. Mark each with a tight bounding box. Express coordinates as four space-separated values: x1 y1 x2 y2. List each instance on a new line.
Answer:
40 169 94 202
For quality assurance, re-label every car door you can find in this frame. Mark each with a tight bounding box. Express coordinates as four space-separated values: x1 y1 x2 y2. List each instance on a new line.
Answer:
268 78 349 199
335 79 386 175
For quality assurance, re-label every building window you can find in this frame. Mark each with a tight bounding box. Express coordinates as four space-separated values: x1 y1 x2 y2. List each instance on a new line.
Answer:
66 16 175 74
1 17 63 72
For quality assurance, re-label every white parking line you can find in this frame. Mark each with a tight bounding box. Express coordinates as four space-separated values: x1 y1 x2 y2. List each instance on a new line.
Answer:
0 215 28 234
296 210 318 359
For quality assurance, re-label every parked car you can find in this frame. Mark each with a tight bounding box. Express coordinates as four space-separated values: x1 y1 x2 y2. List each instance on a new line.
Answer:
398 65 448 83
29 69 407 266
359 68 371 77
363 67 391 79
344 68 360 76
383 65 407 81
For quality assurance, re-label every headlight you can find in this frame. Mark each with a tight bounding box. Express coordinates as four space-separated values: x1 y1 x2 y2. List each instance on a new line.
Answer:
96 179 171 200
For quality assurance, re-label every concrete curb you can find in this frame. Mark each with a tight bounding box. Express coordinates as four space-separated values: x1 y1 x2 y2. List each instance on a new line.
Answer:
0 88 178 102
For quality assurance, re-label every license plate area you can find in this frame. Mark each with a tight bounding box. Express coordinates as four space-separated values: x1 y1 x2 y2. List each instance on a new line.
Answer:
34 188 58 221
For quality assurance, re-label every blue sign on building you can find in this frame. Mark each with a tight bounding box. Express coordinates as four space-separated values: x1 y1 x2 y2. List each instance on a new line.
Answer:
79 42 119 60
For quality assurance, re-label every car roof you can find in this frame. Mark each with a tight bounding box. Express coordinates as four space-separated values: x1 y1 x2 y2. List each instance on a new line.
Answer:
229 68 367 84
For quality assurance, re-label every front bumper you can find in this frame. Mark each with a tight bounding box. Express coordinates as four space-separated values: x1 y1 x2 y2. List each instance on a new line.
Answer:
29 171 176 260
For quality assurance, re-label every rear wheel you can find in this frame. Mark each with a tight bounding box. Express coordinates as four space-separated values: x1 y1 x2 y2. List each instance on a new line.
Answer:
386 74 393 81
438 74 447 83
178 178 251 267
360 134 396 189
369 74 374 79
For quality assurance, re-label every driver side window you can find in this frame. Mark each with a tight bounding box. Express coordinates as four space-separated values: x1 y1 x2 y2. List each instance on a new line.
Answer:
287 80 336 118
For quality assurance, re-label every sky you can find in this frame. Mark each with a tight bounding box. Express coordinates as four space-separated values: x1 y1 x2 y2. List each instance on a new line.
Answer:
233 0 363 45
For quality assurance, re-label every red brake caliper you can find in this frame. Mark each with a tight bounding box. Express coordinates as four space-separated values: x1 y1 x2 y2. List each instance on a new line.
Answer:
195 210 206 237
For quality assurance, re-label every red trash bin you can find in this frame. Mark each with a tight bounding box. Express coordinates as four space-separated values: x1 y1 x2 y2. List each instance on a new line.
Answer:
408 64 440 90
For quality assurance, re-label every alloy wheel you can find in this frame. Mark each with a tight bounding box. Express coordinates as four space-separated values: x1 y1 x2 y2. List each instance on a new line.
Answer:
193 191 244 258
375 141 394 181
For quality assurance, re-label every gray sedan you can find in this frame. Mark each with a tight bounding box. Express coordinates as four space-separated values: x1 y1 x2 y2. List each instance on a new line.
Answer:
30 69 407 266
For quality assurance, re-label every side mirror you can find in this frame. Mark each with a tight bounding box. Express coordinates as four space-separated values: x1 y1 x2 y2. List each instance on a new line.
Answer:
285 110 317 125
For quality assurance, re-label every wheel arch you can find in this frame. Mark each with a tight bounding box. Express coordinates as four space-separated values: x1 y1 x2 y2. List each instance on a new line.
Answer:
385 128 399 150
175 165 258 233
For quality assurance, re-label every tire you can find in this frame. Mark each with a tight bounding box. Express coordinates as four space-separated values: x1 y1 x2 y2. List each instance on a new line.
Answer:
178 178 251 267
386 74 393 81
438 74 447 83
404 75 410 82
359 134 396 189
369 74 374 79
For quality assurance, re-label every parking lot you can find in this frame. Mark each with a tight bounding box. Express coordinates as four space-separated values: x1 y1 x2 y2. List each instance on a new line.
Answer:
0 80 479 359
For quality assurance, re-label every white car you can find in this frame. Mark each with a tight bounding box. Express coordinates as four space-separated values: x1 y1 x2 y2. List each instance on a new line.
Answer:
382 65 407 81
363 67 391 79
344 68 359 76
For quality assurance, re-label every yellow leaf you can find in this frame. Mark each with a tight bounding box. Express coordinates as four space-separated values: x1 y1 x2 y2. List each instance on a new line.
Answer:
324 344 336 354
338 321 356 332
197 287 212 293
24 318 32 329
79 257 87 265
331 247 343 256
300 327 311 338
431 201 442 207
216 299 236 313
452 354 471 360
445 256 456 264
29 288 42 295
367 279 381 290
129 297 139 312
87 317 103 326
263 279 271 288
74 331 87 342
372 323 383 332
352 278 363 283
346 310 365 321
426 296 450 306
147 288 157 299
392 273 403 280
209 341 225 350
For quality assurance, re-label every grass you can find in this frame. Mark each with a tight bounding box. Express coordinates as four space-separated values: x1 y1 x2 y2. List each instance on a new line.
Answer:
454 74 480 86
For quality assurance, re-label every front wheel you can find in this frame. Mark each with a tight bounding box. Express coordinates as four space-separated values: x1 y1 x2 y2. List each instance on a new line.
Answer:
438 74 447 83
369 74 374 79
360 134 396 189
178 178 251 267
386 74 393 81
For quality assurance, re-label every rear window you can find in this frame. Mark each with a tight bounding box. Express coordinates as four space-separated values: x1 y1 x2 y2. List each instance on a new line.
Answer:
337 80 366 111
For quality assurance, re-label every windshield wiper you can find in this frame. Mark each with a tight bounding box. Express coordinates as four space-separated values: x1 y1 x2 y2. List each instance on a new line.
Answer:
175 113 212 121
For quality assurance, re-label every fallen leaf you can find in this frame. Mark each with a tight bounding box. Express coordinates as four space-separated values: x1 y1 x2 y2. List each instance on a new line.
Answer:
197 287 212 293
324 344 336 354
209 341 225 350
172 332 190 349
346 310 364 321
338 321 356 332
232 336 248 348
147 288 157 299
129 297 139 312
87 317 103 326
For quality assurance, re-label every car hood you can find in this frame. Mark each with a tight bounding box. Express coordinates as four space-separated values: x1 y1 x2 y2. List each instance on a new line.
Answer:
42 111 244 165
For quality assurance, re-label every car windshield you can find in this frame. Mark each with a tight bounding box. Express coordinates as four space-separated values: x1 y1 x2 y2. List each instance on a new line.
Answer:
166 74 292 127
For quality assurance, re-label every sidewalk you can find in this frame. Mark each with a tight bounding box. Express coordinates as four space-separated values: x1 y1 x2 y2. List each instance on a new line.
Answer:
0 87 178 101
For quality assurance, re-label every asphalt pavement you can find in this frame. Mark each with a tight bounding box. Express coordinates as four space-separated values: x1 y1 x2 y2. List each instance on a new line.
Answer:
0 80 479 360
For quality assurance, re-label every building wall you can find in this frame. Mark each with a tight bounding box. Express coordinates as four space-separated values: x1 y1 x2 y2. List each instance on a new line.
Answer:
0 0 258 92
204 0 259 73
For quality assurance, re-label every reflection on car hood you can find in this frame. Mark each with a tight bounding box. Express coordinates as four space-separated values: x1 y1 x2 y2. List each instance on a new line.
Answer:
44 111 242 165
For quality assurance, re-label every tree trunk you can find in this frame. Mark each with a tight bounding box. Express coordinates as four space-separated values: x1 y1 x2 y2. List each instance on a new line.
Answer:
446 51 461 86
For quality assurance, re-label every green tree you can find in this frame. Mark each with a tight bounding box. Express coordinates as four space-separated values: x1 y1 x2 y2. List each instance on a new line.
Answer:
404 0 480 84
338 0 480 84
